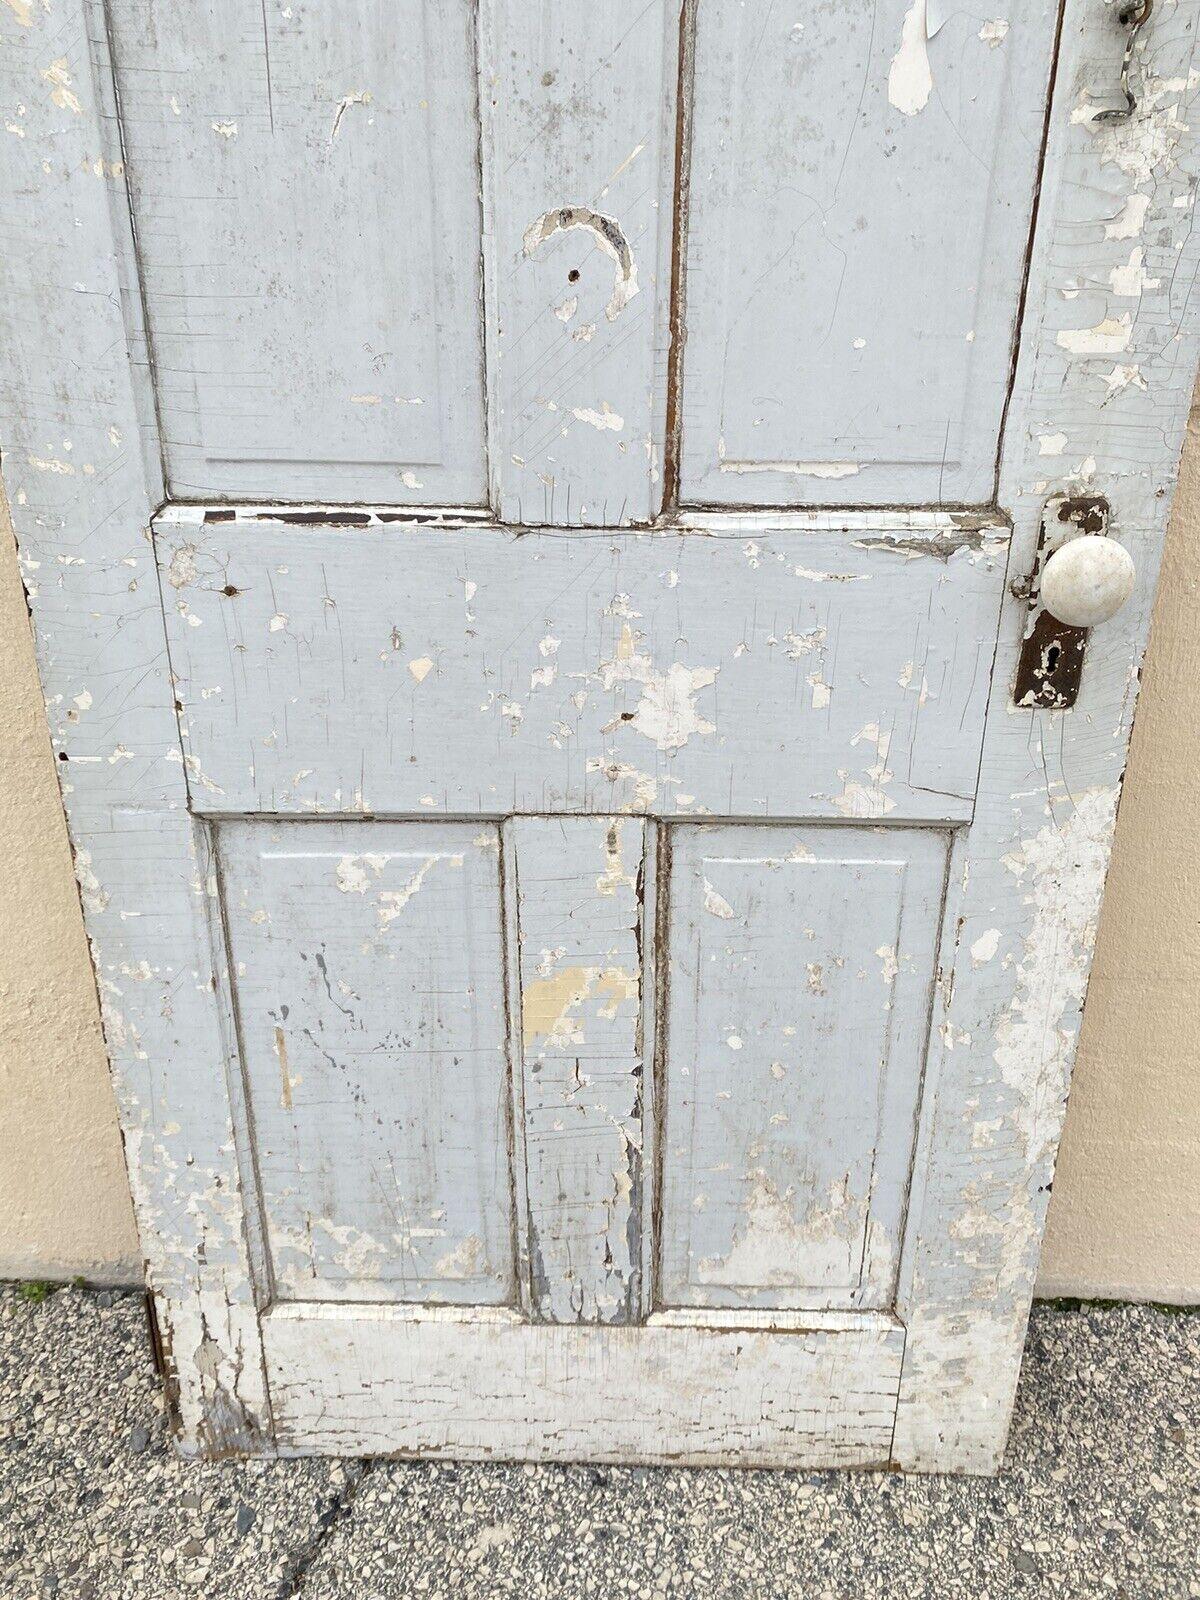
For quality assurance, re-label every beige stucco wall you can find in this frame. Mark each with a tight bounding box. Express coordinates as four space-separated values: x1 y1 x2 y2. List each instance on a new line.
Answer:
1 408 1198 1296
0 487 140 1283
1036 401 1200 1301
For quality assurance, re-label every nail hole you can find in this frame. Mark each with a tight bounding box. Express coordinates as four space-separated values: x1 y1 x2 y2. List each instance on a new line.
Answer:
568 269 580 283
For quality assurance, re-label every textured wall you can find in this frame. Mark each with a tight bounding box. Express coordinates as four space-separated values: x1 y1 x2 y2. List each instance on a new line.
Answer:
1037 401 1200 1301
0 487 139 1282
0 406 1198 1293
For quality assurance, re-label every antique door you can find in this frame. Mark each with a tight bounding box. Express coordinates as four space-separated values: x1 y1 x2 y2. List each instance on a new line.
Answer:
3 0 1198 1472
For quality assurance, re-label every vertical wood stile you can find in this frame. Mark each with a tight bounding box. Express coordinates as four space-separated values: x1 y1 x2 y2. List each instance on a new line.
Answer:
479 0 678 526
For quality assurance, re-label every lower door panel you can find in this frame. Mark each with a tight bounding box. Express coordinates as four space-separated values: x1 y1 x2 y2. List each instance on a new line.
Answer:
217 813 942 1462
262 1303 905 1465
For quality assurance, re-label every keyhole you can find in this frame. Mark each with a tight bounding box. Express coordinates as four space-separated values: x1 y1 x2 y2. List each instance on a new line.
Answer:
1045 643 1062 673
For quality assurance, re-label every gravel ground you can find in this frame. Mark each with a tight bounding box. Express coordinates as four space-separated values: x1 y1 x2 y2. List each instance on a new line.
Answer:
0 1286 1196 1599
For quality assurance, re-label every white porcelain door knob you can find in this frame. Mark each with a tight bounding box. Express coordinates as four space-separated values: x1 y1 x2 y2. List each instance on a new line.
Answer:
1039 535 1136 628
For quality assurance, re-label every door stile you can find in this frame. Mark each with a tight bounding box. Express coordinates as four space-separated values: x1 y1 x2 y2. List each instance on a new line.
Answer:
478 0 679 527
0 1 272 1451
893 0 1200 1471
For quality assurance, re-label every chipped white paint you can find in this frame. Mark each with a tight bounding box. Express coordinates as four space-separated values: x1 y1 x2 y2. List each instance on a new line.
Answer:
571 403 624 433
993 789 1116 1153
522 208 640 324
888 0 933 116
702 878 736 920
41 59 82 115
970 928 1001 968
1109 246 1159 297
697 1173 840 1289
1106 191 1151 240
328 89 371 145
1056 314 1133 354
376 855 445 928
597 624 718 754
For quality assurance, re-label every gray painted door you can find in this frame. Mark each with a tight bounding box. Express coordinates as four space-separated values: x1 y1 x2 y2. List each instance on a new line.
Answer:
6 0 1199 1469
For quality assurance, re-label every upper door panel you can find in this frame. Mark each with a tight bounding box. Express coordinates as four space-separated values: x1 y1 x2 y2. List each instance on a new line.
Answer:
678 0 1058 507
108 0 486 503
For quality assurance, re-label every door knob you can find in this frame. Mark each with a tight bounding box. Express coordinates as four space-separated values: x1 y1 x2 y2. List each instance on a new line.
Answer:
1039 535 1136 628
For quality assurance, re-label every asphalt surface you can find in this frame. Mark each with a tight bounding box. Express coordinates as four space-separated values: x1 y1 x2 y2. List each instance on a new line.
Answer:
0 1284 1196 1598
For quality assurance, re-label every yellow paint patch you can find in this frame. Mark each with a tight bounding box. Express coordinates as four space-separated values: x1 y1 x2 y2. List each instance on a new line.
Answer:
521 964 595 1046
595 967 638 1021
521 963 638 1045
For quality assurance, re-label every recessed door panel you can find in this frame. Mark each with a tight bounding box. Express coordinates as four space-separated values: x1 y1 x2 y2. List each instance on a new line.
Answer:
679 0 1058 506
659 825 947 1312
107 0 486 502
219 820 513 1305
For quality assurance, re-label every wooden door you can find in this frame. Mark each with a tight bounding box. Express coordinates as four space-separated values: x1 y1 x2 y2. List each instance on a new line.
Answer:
3 0 1198 1472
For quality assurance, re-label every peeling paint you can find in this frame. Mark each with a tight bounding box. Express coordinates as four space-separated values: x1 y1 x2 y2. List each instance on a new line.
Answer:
166 543 198 589
888 0 933 117
329 89 372 144
597 625 718 753
571 402 624 432
595 822 635 898
377 856 446 929
42 59 83 116
992 789 1116 1159
1056 314 1132 354
522 963 637 1049
698 1173 860 1292
522 206 639 322
702 878 736 920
